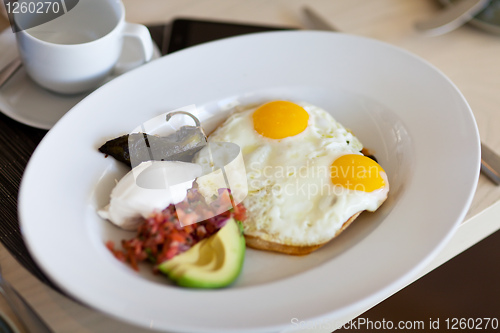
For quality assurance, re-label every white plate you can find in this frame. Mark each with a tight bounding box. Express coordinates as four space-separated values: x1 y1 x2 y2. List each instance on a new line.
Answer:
18 31 480 333
0 28 160 130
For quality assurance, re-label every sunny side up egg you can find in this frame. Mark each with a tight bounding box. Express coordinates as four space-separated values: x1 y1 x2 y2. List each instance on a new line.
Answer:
195 101 389 247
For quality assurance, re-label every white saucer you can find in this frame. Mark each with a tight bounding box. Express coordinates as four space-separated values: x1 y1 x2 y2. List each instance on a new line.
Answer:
0 28 161 130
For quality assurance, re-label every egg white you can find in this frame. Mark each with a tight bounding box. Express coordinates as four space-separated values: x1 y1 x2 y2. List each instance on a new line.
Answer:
195 101 389 246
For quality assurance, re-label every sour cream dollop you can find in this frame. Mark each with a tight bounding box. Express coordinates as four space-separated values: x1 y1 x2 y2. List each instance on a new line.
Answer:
98 161 202 230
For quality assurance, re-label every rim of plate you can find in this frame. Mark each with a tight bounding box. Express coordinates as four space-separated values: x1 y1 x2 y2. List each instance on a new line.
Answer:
18 31 480 332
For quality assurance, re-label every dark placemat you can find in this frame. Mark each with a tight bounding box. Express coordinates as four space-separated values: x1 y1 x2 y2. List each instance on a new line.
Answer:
0 112 51 284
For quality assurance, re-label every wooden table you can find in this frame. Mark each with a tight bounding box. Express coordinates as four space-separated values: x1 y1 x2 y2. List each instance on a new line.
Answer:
1 0 500 332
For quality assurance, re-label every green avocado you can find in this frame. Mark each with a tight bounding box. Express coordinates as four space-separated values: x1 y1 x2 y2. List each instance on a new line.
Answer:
158 218 245 288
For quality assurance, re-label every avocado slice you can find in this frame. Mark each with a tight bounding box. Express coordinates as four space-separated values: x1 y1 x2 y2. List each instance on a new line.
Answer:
158 218 245 288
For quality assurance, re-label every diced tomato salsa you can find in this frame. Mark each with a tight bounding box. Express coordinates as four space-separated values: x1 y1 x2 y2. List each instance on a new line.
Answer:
106 188 246 272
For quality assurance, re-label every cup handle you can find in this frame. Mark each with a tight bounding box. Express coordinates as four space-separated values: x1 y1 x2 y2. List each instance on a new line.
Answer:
114 22 154 75
123 22 154 62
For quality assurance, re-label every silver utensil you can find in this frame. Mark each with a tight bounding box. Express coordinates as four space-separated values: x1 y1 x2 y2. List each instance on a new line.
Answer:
0 57 22 88
481 143 500 185
414 0 489 35
302 5 500 186
303 5 340 32
0 264 53 333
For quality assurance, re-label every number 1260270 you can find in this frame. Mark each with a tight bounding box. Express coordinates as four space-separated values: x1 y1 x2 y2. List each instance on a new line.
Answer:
445 318 498 330
5 1 63 14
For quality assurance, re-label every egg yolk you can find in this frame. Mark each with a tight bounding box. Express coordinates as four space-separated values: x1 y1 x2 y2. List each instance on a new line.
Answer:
331 154 386 192
252 101 309 139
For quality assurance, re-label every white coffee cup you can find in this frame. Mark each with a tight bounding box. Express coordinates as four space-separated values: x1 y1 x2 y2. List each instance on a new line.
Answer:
14 0 154 94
